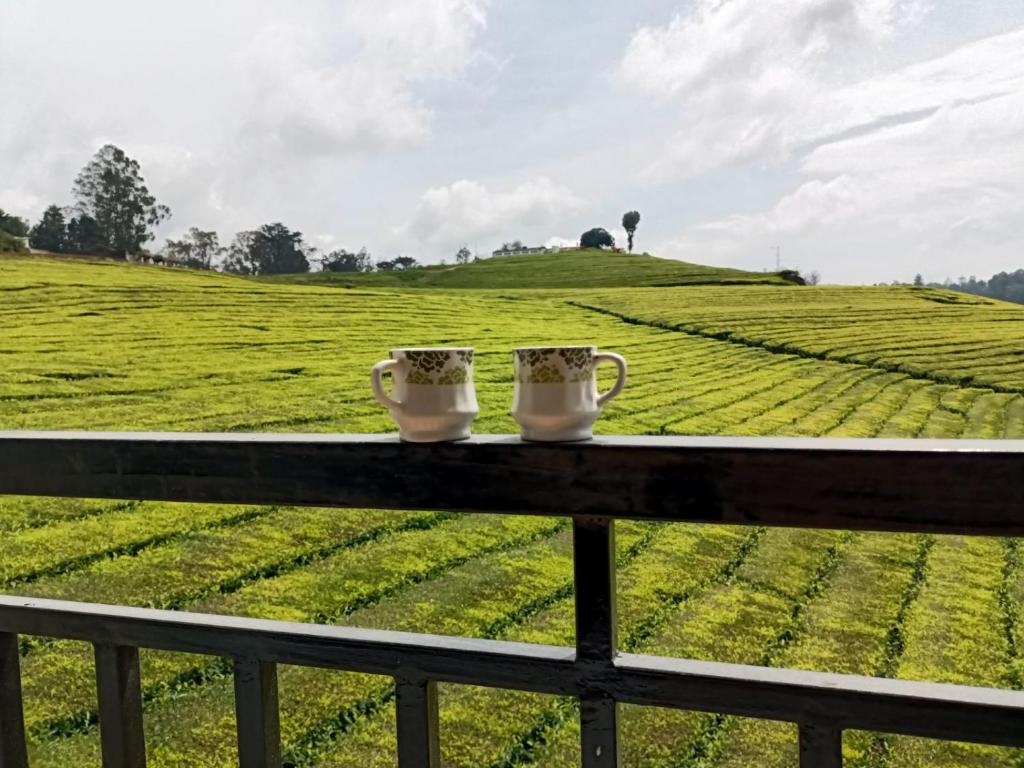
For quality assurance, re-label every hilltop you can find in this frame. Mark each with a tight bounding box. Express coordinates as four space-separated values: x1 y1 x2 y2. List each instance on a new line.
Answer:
266 248 792 289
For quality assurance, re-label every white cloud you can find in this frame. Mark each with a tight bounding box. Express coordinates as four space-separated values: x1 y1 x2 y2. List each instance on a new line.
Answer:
0 0 490 238
634 5 1024 282
619 0 932 177
239 2 489 157
658 38 1024 282
399 177 585 249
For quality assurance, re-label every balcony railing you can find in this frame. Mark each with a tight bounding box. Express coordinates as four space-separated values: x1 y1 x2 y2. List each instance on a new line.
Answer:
1 431 1023 768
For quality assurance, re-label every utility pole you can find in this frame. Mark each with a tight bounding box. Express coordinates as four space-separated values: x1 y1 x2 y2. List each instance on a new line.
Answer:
771 245 781 271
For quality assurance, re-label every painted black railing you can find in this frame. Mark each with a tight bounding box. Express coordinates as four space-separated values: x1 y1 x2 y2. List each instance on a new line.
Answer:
1 432 1024 768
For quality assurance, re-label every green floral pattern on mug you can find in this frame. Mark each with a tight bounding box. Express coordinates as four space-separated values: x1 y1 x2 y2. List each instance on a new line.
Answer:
437 366 469 385
525 364 565 383
396 349 473 386
406 368 435 385
515 347 594 384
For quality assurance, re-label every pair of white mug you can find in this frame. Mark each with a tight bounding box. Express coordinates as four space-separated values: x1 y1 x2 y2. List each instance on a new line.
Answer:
371 346 627 442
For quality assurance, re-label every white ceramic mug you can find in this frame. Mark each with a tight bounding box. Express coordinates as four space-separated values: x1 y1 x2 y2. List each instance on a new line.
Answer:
511 346 627 441
371 348 478 442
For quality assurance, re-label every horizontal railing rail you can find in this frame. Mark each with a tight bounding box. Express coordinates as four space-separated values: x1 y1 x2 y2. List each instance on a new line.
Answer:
1 432 1023 768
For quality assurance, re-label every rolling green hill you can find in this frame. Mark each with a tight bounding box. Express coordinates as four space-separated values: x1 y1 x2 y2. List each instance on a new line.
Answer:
2 255 1023 767
268 247 792 289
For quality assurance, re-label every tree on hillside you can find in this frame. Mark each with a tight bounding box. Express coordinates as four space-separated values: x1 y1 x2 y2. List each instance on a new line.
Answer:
913 273 924 286
393 255 419 270
223 231 259 275
72 144 171 257
580 227 615 249
621 210 640 253
0 209 29 238
28 205 67 252
322 248 373 273
163 228 222 269
66 214 104 254
455 245 471 265
501 240 524 250
222 224 310 275
253 223 309 274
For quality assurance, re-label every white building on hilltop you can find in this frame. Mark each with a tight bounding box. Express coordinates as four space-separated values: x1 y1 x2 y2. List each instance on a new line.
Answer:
491 244 575 258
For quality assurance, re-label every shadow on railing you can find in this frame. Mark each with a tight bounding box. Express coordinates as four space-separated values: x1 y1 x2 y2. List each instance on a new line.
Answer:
1 431 1024 768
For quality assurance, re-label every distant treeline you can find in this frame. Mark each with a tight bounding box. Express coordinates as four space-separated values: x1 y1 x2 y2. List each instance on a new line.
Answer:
942 271 1024 305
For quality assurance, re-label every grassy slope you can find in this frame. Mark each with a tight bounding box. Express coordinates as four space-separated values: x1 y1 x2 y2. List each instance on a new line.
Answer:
2 256 1023 767
266 248 790 288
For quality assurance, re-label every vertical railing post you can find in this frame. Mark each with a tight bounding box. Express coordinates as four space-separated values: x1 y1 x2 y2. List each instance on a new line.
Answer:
799 723 843 768
232 657 281 768
0 633 28 768
573 516 619 768
94 643 147 768
395 677 441 768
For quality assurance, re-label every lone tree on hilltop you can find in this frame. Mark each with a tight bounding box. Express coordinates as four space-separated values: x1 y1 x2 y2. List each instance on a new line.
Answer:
72 144 171 258
621 210 640 252
28 205 67 252
580 227 615 249
455 245 471 265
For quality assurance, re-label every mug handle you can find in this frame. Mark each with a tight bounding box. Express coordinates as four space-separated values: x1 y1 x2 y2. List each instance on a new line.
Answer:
371 359 403 410
594 352 627 408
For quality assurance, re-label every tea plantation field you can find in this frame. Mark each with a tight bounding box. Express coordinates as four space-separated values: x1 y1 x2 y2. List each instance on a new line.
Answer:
3 255 1024 767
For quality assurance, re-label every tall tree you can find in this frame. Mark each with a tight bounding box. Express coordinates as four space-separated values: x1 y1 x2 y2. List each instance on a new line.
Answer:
322 248 373 273
222 231 259 275
455 245 472 265
28 205 67 252
580 227 615 249
66 214 103 254
163 228 222 269
222 224 310 275
72 144 171 257
621 210 640 253
0 209 29 238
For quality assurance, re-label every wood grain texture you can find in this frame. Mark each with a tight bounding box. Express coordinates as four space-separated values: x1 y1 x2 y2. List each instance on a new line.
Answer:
1 432 1023 534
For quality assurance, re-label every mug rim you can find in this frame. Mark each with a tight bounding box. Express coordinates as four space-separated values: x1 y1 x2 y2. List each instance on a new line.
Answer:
513 345 596 352
390 347 474 354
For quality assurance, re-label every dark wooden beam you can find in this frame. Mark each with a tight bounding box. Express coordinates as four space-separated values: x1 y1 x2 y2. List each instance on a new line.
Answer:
4 597 1023 748
0 597 575 697
0 633 28 768
94 643 147 768
615 654 1024 748
573 518 619 767
1 432 1024 535
232 658 281 768
395 678 440 768
799 724 842 768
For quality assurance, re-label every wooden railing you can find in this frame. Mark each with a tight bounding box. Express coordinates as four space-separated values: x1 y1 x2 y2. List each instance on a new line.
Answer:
1 431 1024 768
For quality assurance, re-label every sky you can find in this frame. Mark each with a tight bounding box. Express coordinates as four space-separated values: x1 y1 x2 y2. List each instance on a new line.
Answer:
1 0 1022 283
